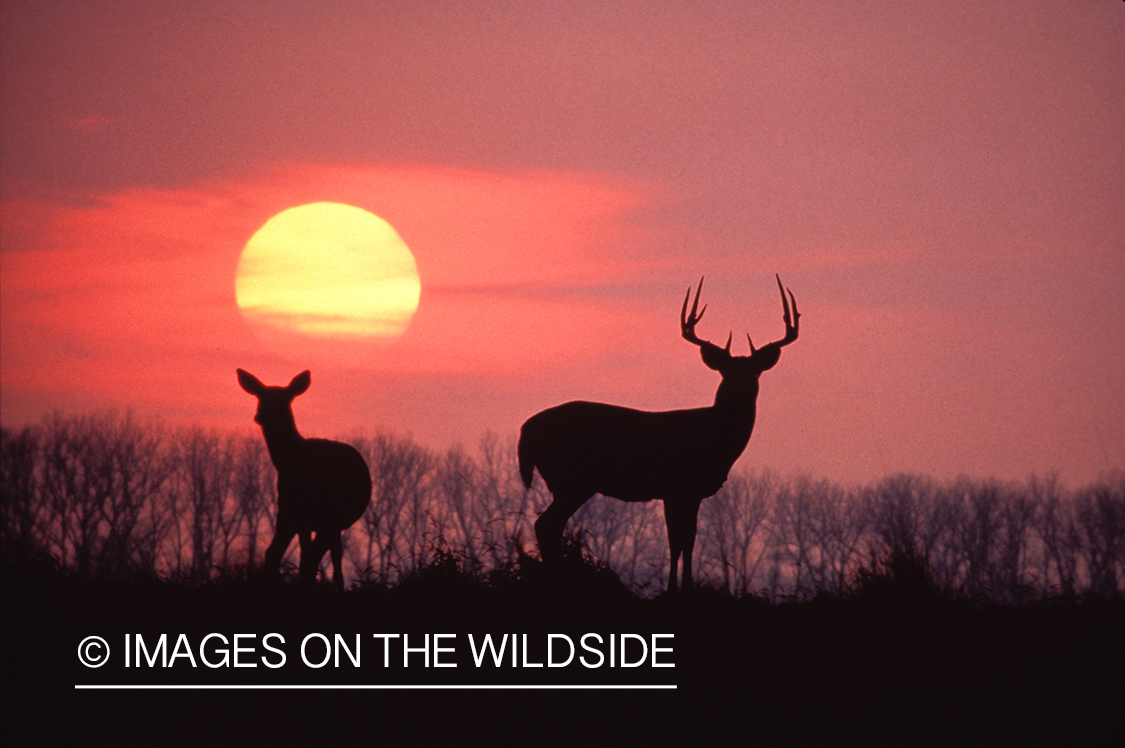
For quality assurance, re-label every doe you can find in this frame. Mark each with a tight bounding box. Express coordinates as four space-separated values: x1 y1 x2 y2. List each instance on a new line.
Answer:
237 369 371 590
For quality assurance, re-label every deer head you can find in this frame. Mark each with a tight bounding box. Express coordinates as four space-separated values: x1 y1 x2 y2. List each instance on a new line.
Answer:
680 275 799 409
236 369 311 435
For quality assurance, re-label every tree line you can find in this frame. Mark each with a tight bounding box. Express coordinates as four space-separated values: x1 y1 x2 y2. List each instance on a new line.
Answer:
2 412 1122 601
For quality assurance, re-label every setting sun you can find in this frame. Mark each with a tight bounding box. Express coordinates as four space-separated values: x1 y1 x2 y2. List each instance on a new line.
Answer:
235 203 421 339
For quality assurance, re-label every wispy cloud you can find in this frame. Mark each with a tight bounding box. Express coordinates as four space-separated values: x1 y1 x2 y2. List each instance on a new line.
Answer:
66 114 112 133
0 162 664 424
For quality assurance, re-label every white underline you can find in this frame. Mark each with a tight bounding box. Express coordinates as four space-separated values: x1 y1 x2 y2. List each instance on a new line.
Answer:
75 684 676 690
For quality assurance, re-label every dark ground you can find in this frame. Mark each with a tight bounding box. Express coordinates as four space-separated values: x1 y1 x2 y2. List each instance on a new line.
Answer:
4 551 1122 746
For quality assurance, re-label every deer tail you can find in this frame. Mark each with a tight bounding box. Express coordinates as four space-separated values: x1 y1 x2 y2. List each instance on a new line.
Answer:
517 423 537 489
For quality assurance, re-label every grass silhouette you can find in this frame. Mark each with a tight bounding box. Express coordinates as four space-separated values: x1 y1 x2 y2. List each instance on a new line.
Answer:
5 540 1124 744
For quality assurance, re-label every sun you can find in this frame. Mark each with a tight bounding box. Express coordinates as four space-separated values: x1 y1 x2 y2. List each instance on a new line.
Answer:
235 203 421 339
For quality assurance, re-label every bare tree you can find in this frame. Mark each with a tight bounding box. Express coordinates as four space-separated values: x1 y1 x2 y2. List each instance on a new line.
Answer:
97 414 171 576
572 497 665 590
437 445 483 565
39 415 110 575
230 434 274 572
1032 473 1081 596
176 427 234 580
698 470 774 594
353 433 435 581
1074 475 1125 598
804 479 868 595
1 426 43 556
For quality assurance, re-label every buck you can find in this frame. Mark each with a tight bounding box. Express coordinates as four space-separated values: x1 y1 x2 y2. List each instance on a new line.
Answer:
237 369 372 590
519 275 799 591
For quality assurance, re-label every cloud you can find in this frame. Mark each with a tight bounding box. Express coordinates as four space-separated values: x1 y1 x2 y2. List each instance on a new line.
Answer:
66 114 112 133
2 156 1122 485
0 161 662 425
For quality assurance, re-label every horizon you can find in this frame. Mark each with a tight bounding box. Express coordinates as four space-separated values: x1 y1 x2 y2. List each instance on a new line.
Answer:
2 2 1123 488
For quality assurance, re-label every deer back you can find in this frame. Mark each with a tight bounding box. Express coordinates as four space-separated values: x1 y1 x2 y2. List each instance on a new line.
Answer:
520 401 750 501
277 438 372 530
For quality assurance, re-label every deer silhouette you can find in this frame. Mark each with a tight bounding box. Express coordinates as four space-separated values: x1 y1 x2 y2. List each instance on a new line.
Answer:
519 275 799 591
237 369 372 590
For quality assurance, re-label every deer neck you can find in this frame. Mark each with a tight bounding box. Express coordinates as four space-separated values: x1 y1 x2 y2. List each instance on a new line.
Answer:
709 386 759 458
259 414 306 465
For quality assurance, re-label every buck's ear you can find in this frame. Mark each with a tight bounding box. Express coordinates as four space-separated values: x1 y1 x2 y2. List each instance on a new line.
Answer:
751 344 783 372
237 369 266 395
699 343 732 372
287 370 311 396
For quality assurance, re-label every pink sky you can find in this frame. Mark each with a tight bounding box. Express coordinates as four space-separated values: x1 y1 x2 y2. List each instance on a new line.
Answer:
2 2 1122 486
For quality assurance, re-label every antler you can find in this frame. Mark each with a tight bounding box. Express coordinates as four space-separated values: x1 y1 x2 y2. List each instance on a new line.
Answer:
681 278 733 352
683 275 797 363
680 277 707 346
682 277 734 372
774 274 800 347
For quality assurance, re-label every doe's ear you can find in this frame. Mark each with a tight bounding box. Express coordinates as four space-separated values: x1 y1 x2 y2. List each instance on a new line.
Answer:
287 370 311 396
237 369 266 396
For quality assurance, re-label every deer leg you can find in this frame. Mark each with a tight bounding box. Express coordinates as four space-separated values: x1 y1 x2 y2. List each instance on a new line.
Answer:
681 505 700 592
299 531 341 587
665 502 685 592
329 532 345 591
298 531 322 584
535 491 588 563
263 520 297 578
667 546 681 594
665 498 702 592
